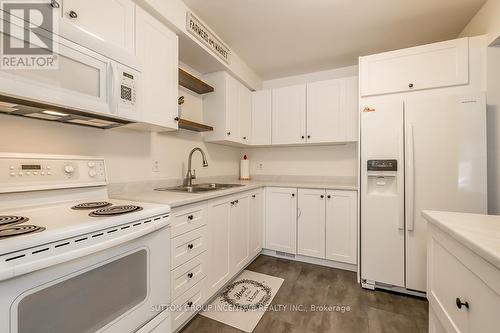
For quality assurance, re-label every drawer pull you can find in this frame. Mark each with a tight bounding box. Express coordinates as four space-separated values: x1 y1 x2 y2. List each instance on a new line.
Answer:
455 297 470 310
187 215 194 221
187 301 193 308
187 243 194 250
187 272 194 278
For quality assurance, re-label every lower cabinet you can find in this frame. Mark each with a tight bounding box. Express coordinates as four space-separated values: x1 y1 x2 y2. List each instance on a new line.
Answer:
229 194 250 275
265 187 357 265
249 190 264 258
265 187 298 254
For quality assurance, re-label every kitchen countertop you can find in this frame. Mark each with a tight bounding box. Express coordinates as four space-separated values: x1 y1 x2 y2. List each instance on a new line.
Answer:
422 210 500 271
109 176 358 209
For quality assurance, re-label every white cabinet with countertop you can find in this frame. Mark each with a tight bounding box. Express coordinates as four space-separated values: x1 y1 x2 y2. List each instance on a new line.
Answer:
424 211 500 333
229 194 251 275
135 5 178 130
297 188 326 259
265 187 298 254
249 189 264 258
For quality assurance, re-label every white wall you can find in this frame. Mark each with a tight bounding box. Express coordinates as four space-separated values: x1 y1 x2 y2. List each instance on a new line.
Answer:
249 65 359 179
460 0 500 214
0 89 241 184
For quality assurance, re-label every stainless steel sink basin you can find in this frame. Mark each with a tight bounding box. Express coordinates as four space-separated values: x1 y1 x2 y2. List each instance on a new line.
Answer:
155 183 244 193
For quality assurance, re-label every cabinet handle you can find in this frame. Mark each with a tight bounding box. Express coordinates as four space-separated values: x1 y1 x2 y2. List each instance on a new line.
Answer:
307 135 311 139
174 117 180 121
187 215 194 221
50 0 60 8
301 136 305 139
187 301 193 308
320 195 324 199
68 10 78 18
408 83 414 89
243 136 247 140
292 193 295 197
252 195 256 198
227 132 231 136
187 243 194 250
187 272 194 278
235 199 239 204
455 298 469 310
327 195 331 199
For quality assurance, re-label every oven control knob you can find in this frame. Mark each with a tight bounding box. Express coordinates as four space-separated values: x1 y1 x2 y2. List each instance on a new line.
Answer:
64 165 75 174
88 170 97 178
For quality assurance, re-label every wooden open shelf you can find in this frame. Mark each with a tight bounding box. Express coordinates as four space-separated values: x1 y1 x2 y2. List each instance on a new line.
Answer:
177 118 213 132
179 68 214 94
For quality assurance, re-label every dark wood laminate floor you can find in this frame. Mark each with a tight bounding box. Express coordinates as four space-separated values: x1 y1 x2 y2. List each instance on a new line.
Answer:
181 255 428 333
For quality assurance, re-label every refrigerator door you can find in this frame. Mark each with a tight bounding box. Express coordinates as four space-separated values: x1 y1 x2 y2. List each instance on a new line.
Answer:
404 93 487 292
361 100 405 287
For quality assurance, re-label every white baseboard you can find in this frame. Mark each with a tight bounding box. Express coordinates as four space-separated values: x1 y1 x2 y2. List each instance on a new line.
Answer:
261 249 358 272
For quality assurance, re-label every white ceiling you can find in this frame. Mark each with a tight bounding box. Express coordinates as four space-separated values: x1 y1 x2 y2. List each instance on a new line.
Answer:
182 0 486 80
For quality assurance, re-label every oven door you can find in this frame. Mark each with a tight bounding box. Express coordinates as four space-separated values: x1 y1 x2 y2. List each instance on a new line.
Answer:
0 226 170 333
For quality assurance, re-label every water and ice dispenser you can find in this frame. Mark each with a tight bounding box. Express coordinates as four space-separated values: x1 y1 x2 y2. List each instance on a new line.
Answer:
366 159 398 195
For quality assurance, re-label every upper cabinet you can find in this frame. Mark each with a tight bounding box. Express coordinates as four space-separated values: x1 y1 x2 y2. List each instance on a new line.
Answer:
360 38 469 97
135 6 178 130
307 77 358 143
203 71 252 145
272 85 307 145
251 90 272 146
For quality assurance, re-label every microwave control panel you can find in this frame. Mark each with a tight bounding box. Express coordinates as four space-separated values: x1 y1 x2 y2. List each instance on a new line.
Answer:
120 71 137 106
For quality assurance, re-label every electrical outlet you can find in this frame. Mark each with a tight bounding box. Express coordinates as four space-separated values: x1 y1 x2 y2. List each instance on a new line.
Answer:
152 160 160 172
256 162 264 170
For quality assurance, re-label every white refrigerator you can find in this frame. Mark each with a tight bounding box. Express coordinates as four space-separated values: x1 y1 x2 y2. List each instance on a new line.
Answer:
360 93 488 293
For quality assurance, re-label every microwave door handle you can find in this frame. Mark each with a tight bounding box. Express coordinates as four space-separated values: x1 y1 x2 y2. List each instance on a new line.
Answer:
406 123 415 231
108 62 118 114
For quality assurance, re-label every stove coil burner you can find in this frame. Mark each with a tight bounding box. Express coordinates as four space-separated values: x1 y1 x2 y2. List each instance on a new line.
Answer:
0 216 29 227
89 205 143 217
71 202 112 210
0 225 45 238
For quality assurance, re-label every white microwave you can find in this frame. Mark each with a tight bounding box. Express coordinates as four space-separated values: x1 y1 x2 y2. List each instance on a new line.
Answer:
0 15 141 128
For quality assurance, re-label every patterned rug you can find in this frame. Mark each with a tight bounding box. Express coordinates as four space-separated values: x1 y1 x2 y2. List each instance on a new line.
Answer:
200 270 284 332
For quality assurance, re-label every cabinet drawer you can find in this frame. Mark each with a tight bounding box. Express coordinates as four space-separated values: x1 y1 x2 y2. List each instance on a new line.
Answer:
428 235 500 332
171 203 207 237
171 226 207 269
171 252 207 300
171 278 206 332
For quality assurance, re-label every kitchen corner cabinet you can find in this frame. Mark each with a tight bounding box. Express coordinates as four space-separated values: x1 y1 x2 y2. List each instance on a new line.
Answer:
203 71 253 144
306 77 358 143
265 187 298 254
297 189 326 258
360 37 469 97
251 90 272 145
135 6 178 130
272 85 307 145
325 190 357 264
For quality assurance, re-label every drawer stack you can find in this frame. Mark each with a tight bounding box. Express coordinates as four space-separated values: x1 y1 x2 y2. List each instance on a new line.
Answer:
169 202 208 332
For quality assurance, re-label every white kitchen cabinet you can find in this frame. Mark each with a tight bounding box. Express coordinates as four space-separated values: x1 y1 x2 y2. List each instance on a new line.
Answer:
206 198 231 296
135 6 178 130
203 71 252 145
325 190 357 264
229 195 250 275
297 189 326 259
251 90 272 145
360 37 469 96
272 85 307 145
60 0 135 55
249 190 264 258
306 77 358 143
265 187 297 254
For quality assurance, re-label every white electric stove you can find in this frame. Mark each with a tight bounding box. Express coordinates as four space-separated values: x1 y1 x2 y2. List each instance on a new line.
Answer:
0 153 172 333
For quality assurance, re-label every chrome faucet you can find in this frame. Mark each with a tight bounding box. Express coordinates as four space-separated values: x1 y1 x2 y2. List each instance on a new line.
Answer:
185 147 208 186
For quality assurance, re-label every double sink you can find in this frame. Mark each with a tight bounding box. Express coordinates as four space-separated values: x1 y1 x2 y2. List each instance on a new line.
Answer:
155 183 244 193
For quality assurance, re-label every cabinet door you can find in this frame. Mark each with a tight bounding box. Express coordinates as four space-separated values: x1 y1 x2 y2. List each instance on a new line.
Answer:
226 75 241 141
61 0 135 53
326 190 357 264
229 195 250 274
249 190 264 258
360 38 469 96
272 85 306 145
135 6 178 129
297 189 326 259
251 90 272 145
206 199 231 296
265 187 297 254
239 84 252 144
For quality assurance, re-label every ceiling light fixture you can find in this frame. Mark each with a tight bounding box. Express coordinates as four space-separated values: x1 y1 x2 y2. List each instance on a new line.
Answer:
43 110 68 117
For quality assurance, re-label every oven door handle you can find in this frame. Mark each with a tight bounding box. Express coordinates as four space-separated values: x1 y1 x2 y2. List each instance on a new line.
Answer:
135 309 169 333
0 220 169 282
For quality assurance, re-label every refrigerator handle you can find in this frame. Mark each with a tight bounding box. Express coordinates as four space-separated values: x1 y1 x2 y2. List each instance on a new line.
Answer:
406 123 415 231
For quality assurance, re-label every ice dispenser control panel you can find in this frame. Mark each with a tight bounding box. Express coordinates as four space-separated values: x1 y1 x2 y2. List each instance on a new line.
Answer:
367 160 397 172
